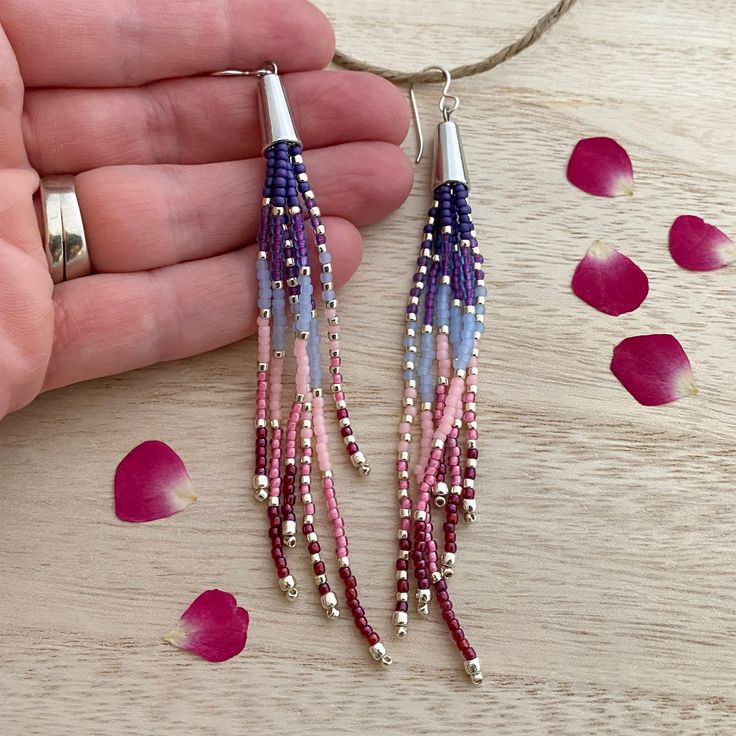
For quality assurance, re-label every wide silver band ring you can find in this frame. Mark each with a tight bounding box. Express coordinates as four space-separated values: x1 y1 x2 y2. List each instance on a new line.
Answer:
40 175 91 283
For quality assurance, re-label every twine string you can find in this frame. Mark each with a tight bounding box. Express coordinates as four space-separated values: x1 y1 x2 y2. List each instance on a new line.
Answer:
332 0 579 85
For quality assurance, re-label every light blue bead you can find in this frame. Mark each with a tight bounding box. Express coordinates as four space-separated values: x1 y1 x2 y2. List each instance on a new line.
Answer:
319 252 332 264
323 289 336 302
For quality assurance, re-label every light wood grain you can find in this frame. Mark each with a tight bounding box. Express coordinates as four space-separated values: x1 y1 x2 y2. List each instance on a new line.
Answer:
2 1 736 733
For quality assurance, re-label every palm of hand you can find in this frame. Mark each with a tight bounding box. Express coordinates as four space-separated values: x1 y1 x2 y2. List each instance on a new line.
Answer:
0 0 412 420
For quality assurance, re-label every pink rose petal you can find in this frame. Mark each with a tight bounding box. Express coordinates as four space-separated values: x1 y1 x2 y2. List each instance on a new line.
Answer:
567 137 634 197
611 334 697 406
114 440 196 522
571 240 649 316
669 215 736 271
163 590 249 662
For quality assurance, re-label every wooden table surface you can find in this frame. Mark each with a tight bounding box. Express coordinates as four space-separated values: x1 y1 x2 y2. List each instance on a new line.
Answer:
2 1 736 733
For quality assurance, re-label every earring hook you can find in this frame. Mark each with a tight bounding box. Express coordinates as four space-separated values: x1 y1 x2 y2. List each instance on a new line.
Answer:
210 61 279 77
410 66 460 164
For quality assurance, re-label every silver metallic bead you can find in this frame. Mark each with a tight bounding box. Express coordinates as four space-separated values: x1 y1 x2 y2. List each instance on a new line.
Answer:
416 588 431 604
392 611 408 627
442 551 456 569
278 575 298 599
320 591 338 610
281 520 297 548
368 643 392 666
464 657 483 685
433 481 449 508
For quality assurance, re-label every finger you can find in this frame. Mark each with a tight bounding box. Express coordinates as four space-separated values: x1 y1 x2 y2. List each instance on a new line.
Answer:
73 141 413 273
3 0 334 88
0 24 42 257
0 23 52 419
44 216 362 391
24 71 411 174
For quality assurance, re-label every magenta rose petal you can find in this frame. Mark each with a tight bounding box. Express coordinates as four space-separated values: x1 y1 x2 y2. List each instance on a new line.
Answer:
571 240 649 316
668 215 736 271
567 137 634 197
114 440 196 522
163 590 249 662
610 334 697 406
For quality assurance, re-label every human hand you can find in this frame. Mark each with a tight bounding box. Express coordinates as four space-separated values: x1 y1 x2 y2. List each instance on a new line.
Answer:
0 0 412 419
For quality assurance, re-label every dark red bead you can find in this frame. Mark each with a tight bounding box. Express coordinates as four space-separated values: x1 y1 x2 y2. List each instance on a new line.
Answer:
318 583 330 595
440 600 453 612
340 426 352 438
465 468 476 479
464 648 477 660
307 542 320 555
435 580 447 593
397 580 409 593
457 638 469 651
355 616 367 629
313 561 326 575
346 588 358 601
353 606 364 618
347 442 359 454
345 575 357 589
448 619 461 632
441 609 455 622
399 540 411 551
397 601 408 612
361 625 373 638
337 409 348 419
437 591 449 602
339 567 352 579
467 448 478 459
452 628 465 643
368 632 380 646
396 560 408 571
447 542 457 553
348 598 360 610
302 524 314 534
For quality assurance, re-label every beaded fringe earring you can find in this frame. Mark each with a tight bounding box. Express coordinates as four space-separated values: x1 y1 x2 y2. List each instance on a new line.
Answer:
392 68 485 684
213 64 390 665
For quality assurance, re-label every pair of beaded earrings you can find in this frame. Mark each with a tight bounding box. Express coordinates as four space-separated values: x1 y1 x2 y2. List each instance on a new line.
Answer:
216 63 484 684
